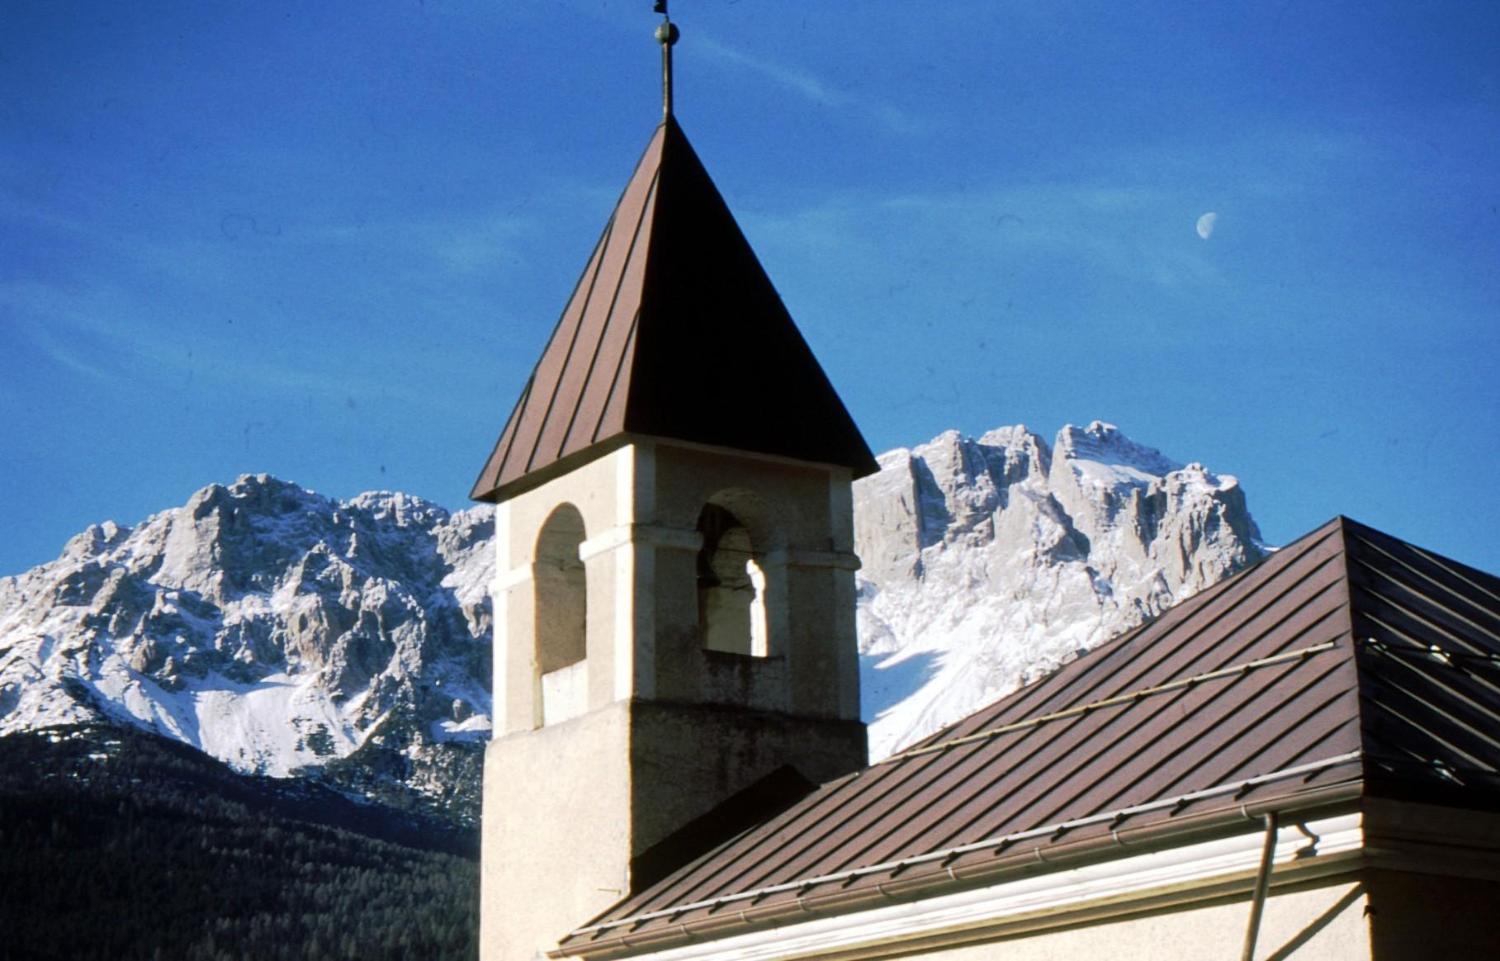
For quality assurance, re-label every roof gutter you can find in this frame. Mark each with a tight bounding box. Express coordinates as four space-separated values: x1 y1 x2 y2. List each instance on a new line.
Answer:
554 778 1362 959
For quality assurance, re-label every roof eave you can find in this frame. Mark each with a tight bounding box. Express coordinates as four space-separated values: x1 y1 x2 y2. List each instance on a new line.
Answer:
553 778 1364 960
471 434 635 505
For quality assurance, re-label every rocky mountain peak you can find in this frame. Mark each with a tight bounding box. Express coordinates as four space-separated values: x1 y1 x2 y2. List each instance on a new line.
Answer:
3 421 1264 817
0 478 494 817
854 422 1266 758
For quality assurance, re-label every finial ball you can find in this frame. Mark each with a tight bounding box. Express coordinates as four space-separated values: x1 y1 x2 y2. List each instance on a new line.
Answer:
655 21 679 46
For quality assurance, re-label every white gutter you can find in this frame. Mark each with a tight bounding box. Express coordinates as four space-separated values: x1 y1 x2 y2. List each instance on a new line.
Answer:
599 811 1363 961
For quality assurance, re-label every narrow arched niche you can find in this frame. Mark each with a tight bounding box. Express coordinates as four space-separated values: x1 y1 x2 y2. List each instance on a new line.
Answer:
697 503 768 657
534 503 587 725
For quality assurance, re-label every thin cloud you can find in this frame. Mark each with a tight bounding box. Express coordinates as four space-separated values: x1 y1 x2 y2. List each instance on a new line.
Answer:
23 325 118 383
694 33 922 135
1 282 128 383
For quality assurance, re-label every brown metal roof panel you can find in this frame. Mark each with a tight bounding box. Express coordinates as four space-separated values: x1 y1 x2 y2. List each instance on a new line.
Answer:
473 119 878 504
512 224 618 475
604 762 900 919
470 126 663 502
1360 670 1500 772
887 556 1351 800
868 711 1144 863
585 311 641 445
1361 647 1500 743
1350 557 1500 652
1360 571 1500 647
858 651 1289 865
915 651 1347 855
992 659 1343 837
585 756 1366 954
1148 659 1354 799
521 268 610 472
564 761 1368 956
1103 680 1358 819
742 738 1015 887
1362 648 1500 743
1069 530 1349 707
546 167 662 463
1133 556 1350 683
1345 520 1500 635
619 119 878 476
922 520 1348 748
758 726 1060 883
468 221 612 500
680 738 1008 903
927 643 1348 855
854 694 1172 867
561 168 660 455
1345 517 1500 782
1354 589 1484 658
731 734 1014 903
1210 682 1362 781
882 724 1075 835
469 375 533 500
1176 658 1355 780
1360 672 1500 772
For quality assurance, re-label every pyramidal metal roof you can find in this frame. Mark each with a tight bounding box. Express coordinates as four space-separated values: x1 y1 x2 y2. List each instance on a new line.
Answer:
557 516 1500 957
471 118 879 504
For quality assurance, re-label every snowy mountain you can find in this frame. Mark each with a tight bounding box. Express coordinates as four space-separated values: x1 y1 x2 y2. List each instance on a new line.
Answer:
854 421 1266 758
0 422 1264 812
0 475 494 818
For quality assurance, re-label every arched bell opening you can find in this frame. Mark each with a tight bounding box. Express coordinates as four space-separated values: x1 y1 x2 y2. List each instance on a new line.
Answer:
696 503 768 657
534 503 588 725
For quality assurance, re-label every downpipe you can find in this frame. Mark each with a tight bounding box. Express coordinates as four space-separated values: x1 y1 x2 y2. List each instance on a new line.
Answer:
1240 812 1279 961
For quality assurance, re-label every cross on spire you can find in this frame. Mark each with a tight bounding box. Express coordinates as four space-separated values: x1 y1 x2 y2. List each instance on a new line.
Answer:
654 1 679 120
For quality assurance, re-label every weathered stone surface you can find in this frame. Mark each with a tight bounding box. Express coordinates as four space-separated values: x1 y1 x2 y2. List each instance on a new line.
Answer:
854 422 1266 758
0 474 495 820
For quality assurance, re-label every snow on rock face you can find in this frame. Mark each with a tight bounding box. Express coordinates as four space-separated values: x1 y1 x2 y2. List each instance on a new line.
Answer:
0 474 493 810
0 422 1262 810
854 423 1267 759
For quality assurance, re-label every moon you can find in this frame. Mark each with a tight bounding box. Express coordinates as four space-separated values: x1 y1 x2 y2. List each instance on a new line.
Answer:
1196 212 1217 240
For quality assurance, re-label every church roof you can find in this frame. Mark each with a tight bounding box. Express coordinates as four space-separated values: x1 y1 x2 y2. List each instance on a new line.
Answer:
556 516 1500 957
471 118 879 504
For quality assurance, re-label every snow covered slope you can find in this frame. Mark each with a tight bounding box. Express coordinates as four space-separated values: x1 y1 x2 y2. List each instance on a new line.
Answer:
854 422 1266 758
0 475 493 815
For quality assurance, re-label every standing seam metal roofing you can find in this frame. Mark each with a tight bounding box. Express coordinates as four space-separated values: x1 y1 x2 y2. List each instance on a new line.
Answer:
471 118 879 504
555 516 1500 957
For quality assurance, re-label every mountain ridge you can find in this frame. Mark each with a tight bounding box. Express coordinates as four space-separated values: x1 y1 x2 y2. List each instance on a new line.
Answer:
1 422 1266 813
855 421 1265 757
0 474 494 820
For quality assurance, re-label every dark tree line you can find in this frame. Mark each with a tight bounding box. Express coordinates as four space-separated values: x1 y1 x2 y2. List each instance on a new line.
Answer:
0 726 478 961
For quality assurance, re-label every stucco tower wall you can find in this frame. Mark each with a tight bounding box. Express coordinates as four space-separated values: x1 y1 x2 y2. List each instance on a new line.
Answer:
480 440 868 961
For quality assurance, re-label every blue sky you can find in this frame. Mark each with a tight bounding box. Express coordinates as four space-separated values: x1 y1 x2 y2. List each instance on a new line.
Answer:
3 1 1497 576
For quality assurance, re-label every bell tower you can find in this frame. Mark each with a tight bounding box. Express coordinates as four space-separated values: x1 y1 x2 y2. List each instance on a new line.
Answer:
471 9 876 959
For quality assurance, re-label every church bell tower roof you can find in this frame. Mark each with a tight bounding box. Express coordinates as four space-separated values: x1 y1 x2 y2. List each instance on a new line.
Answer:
470 115 880 504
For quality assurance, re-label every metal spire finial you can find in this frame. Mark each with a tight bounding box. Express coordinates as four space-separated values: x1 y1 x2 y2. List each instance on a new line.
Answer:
653 1 679 120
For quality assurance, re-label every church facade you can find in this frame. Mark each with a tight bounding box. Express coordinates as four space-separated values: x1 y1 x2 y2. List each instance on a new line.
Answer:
470 21 1500 961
